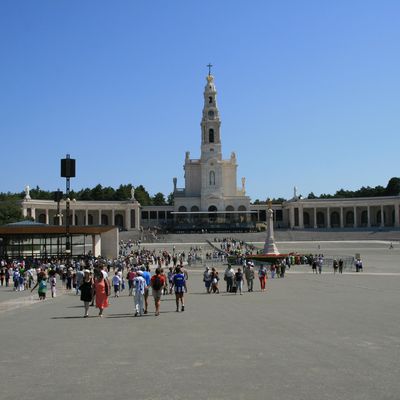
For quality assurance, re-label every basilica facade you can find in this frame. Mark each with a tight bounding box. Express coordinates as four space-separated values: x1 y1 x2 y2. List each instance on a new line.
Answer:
19 73 400 232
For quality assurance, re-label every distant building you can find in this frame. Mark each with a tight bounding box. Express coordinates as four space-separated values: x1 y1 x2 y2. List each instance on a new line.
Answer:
19 73 400 231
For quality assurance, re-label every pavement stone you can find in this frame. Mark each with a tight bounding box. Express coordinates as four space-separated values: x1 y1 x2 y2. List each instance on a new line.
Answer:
0 240 399 400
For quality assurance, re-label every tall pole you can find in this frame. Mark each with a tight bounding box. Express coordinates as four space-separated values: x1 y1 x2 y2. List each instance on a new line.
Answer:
61 154 76 262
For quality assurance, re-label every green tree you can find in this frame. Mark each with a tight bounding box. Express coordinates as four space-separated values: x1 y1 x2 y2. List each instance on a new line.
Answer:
0 201 27 225
167 192 174 205
386 177 400 196
134 185 152 205
114 184 133 201
152 192 166 205
307 192 317 199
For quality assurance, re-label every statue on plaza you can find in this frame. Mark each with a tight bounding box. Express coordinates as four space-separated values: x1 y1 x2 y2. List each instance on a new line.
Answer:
263 199 279 254
130 186 135 201
24 185 31 201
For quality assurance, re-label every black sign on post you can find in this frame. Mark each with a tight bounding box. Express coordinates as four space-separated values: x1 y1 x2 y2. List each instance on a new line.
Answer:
61 156 76 178
61 154 76 260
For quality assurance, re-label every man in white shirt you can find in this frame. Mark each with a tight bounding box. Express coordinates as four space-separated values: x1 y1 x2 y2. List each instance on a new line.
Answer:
133 271 146 316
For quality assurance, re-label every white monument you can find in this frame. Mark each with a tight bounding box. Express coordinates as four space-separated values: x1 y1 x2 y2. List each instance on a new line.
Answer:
263 201 279 254
24 185 31 201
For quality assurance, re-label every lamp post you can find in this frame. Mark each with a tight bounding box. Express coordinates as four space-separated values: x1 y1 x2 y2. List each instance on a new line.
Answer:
61 154 76 261
53 189 63 257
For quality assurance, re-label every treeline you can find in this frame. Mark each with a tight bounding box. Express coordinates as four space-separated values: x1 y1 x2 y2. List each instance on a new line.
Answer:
0 184 173 206
308 177 400 199
251 177 400 204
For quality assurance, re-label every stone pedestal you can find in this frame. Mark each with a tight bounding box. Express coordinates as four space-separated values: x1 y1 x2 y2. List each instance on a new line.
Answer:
263 208 279 254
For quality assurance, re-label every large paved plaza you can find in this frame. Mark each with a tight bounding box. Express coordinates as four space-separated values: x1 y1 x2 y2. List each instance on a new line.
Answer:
1 240 399 400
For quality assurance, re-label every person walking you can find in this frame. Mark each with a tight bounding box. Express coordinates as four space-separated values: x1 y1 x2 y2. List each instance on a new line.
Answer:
80 270 93 318
93 268 110 317
235 268 244 295
141 266 151 314
224 264 235 293
338 258 344 274
203 266 212 294
49 270 57 298
173 267 187 312
31 275 47 300
211 267 219 294
133 270 146 317
112 271 122 297
333 259 338 275
258 265 267 292
150 267 165 316
244 262 255 292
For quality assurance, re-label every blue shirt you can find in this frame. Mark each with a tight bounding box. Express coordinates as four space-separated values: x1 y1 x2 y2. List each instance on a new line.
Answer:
173 273 185 293
142 271 151 286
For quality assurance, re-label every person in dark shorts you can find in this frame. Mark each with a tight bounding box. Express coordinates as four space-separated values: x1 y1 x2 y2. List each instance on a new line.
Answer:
172 267 186 312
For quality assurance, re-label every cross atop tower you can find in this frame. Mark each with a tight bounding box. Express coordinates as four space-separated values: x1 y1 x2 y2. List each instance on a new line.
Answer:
207 63 213 76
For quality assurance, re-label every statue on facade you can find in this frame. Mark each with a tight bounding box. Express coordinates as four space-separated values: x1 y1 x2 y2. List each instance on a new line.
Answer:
173 177 177 192
293 186 298 199
24 185 31 201
130 186 135 201
241 177 246 192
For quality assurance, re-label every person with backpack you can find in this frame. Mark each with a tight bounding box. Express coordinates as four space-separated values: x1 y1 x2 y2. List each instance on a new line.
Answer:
150 267 166 316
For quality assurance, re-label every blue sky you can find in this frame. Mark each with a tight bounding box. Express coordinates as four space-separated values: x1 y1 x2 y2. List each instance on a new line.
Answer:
1 0 399 201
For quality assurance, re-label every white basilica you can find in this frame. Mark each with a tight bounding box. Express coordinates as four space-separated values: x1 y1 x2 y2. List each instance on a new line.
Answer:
171 73 251 226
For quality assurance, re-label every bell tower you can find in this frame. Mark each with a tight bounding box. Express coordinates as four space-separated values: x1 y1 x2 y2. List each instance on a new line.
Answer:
200 68 222 162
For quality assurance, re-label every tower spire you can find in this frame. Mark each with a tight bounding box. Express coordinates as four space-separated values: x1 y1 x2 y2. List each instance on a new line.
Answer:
207 63 213 76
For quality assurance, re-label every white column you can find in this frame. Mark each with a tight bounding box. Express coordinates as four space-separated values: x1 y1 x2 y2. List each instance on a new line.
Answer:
125 208 130 229
289 207 295 228
299 205 304 229
45 209 49 224
380 205 384 227
395 203 400 228
327 207 331 229
85 209 89 226
72 209 76 226
353 206 357 228
31 208 36 221
22 206 28 218
367 206 371 227
136 206 141 230
98 209 102 225
313 208 317 229
111 209 115 226
92 235 101 257
340 207 344 228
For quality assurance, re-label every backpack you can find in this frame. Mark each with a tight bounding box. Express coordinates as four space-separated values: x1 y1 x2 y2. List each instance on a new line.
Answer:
152 275 162 291
39 280 47 291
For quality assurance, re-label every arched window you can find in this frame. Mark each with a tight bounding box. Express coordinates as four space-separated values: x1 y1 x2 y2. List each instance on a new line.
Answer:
360 210 368 226
101 214 109 225
317 212 325 227
209 129 214 143
346 211 354 226
87 214 94 225
331 211 340 228
38 213 46 224
303 212 310 227
209 171 215 185
225 205 234 221
208 205 217 222
115 214 124 228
